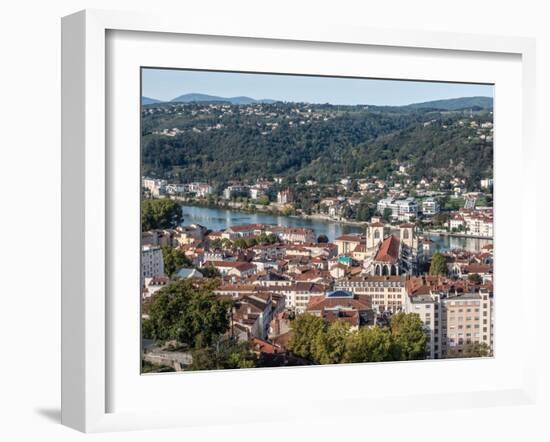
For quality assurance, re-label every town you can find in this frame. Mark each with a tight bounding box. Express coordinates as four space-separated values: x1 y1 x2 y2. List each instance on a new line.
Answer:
142 169 494 239
140 93 494 372
141 189 494 372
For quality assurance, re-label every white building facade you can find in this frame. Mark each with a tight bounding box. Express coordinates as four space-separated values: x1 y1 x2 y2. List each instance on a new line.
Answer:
141 245 165 286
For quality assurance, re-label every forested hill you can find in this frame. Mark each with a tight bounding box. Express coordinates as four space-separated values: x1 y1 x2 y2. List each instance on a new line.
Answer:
141 101 493 187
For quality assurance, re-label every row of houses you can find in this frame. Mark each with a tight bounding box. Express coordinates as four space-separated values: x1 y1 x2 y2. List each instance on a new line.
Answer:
449 208 494 237
142 177 213 198
215 223 316 243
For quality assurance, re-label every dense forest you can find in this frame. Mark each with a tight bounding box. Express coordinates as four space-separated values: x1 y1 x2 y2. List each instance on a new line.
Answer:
141 101 493 189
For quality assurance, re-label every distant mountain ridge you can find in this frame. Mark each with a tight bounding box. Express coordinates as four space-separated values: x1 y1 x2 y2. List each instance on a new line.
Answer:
141 96 162 105
171 93 277 105
141 93 492 110
405 96 493 111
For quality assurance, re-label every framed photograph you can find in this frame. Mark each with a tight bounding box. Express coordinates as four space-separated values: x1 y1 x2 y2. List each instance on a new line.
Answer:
61 9 537 433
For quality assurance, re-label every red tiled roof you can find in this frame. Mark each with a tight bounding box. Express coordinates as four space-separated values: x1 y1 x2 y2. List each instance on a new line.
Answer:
306 294 371 312
323 310 360 327
463 263 492 274
335 235 363 242
353 243 366 253
370 222 385 227
228 224 266 232
374 235 400 263
205 260 256 271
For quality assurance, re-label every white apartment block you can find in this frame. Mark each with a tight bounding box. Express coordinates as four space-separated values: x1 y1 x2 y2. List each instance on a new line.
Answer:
279 283 326 314
141 245 165 286
405 289 494 359
450 210 493 237
377 197 418 221
187 182 213 197
142 177 167 197
422 198 440 216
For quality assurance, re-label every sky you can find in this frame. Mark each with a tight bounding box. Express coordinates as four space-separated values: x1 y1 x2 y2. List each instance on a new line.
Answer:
142 68 494 106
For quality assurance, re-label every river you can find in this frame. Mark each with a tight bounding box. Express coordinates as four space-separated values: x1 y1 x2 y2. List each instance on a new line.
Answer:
180 205 492 252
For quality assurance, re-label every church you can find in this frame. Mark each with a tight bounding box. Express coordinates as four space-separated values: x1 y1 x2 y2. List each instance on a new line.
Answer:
363 219 423 276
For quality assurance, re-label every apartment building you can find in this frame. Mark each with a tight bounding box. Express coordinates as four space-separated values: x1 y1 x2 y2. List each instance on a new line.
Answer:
405 288 494 359
422 197 440 216
377 197 418 221
141 245 165 287
335 275 408 312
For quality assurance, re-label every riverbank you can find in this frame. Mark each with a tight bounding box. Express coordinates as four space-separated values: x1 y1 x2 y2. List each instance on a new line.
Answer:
292 213 368 228
175 197 369 228
178 204 491 252
174 198 493 243
422 230 493 241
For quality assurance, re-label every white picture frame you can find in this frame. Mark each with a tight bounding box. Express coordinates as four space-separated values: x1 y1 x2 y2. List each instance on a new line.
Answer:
61 9 537 433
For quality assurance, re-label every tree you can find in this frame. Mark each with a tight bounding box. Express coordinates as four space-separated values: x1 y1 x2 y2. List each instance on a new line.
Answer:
257 196 270 205
288 314 327 361
390 312 428 360
233 238 248 249
221 238 233 249
429 252 448 276
343 326 393 363
467 273 483 285
317 234 329 243
245 237 257 248
312 321 350 365
382 208 393 222
200 265 221 279
189 336 256 371
209 239 222 250
161 246 192 277
146 279 232 348
447 342 490 359
141 198 183 231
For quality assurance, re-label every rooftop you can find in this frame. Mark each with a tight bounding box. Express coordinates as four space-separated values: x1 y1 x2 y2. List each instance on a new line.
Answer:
374 235 400 263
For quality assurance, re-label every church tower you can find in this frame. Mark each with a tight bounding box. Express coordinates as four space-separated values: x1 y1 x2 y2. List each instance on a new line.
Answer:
367 222 385 250
399 223 415 248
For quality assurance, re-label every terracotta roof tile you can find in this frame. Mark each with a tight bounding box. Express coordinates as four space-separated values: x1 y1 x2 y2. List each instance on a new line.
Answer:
374 235 400 263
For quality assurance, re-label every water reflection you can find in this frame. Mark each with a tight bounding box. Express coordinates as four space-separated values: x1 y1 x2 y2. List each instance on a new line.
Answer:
180 205 491 252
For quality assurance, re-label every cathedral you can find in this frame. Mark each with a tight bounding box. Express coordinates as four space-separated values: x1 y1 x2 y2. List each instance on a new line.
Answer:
363 220 423 276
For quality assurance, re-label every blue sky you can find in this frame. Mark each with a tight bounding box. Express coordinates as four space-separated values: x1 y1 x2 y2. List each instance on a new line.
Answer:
142 68 493 106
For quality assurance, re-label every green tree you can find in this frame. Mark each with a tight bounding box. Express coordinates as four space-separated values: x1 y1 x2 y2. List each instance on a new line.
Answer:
200 265 221 279
429 252 448 276
257 196 270 205
161 246 192 277
312 321 350 365
141 198 183 231
467 273 483 285
390 312 428 360
382 208 393 222
447 342 490 359
209 239 222 250
221 238 233 249
245 237 257 248
288 314 327 361
233 238 248 249
146 279 232 348
189 337 256 371
317 234 329 243
343 326 393 363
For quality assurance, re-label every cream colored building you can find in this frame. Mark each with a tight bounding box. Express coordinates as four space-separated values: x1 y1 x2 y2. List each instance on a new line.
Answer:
335 275 407 312
333 234 364 256
405 288 494 359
